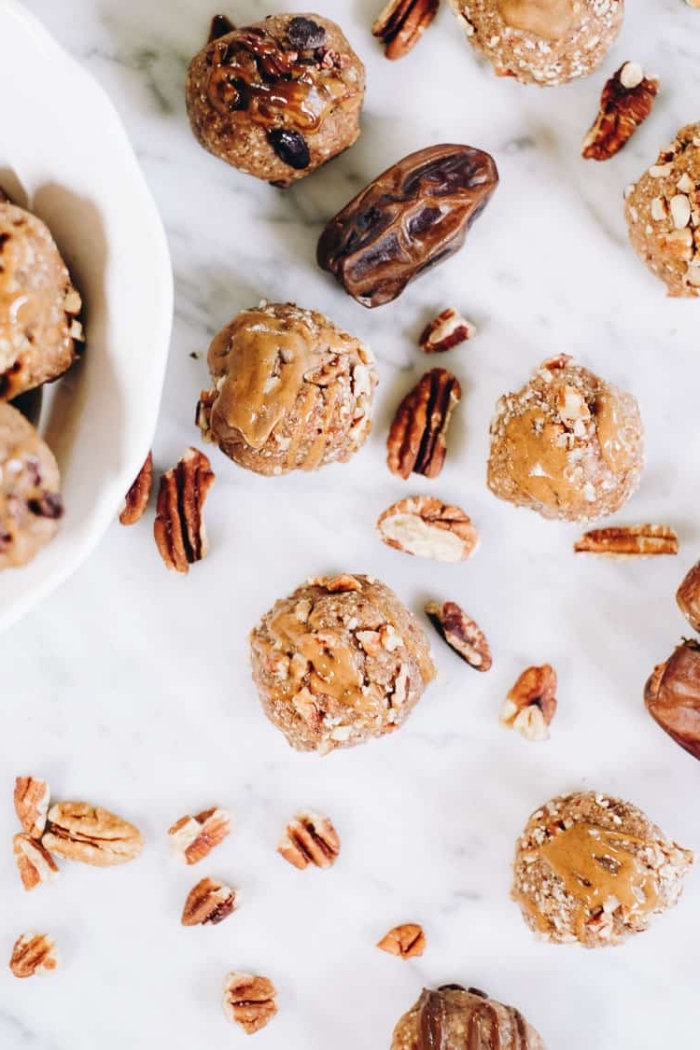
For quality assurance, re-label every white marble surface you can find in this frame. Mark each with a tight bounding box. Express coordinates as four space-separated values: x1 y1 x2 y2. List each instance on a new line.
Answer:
2 0 700 1046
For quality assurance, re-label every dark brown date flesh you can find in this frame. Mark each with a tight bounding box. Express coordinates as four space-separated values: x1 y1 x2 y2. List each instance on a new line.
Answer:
316 144 499 308
645 640 700 761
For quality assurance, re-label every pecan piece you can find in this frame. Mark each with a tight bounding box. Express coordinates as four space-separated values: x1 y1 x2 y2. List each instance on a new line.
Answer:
9 933 58 978
13 834 59 891
14 775 50 838
182 876 237 926
277 811 340 870
425 601 492 671
153 448 215 573
419 308 477 353
208 14 235 42
377 496 478 562
582 62 659 161
574 525 678 557
372 0 439 60
645 640 700 760
168 807 232 865
387 369 461 479
677 561 700 632
222 972 278 1034
377 923 426 958
500 665 557 741
42 802 144 866
119 451 153 526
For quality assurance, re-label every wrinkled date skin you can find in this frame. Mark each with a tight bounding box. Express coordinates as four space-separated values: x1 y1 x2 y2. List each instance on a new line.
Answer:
645 640 700 760
317 144 499 308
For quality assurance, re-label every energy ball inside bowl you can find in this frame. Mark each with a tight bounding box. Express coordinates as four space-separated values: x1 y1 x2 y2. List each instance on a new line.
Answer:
391 985 546 1049
487 355 643 522
512 791 693 947
185 13 365 187
250 573 435 754
0 403 63 570
448 0 624 86
625 124 700 297
0 201 81 399
197 302 377 476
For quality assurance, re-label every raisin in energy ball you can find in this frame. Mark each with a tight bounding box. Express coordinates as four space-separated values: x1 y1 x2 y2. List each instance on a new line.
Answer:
512 791 693 948
391 985 546 1050
625 124 700 297
487 355 643 522
250 574 435 754
0 201 81 399
186 13 365 187
0 403 62 570
448 0 623 86
197 302 377 476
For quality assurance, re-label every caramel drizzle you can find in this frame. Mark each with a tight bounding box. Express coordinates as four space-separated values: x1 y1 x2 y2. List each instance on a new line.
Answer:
418 989 531 1049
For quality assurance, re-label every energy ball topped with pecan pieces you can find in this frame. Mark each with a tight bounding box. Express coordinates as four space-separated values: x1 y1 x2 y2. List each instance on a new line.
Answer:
448 0 624 86
512 791 694 948
625 124 700 297
185 13 365 187
250 573 435 754
0 201 81 399
0 403 62 570
391 984 546 1049
197 302 377 476
487 355 643 522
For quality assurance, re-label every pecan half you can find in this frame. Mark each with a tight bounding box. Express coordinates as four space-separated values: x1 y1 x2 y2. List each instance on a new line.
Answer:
153 448 215 573
582 62 659 161
119 451 153 526
13 834 59 891
500 665 557 741
277 811 340 870
425 601 492 671
574 525 678 557
377 496 478 562
677 561 700 632
419 308 477 353
377 923 426 959
645 640 700 760
182 876 237 926
372 0 439 60
168 807 232 865
387 369 461 479
42 802 144 866
9 933 58 978
14 776 50 838
223 972 278 1034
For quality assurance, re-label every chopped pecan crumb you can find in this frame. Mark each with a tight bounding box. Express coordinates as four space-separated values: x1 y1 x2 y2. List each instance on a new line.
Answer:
208 14 235 42
42 802 144 866
425 601 492 671
277 811 340 870
14 776 50 838
582 62 659 161
153 448 215 573
182 876 237 926
169 807 232 865
387 369 461 480
9 933 58 978
378 496 479 562
373 0 439 60
419 308 477 353
377 923 426 958
222 972 278 1034
574 525 679 557
500 665 557 741
119 451 153 526
13 834 59 891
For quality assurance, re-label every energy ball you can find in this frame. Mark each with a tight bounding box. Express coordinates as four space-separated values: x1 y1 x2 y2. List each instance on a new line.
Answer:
186 13 365 187
197 302 377 476
512 791 693 948
448 0 624 86
0 403 63 570
625 124 700 297
487 355 643 522
250 573 435 754
391 985 546 1049
0 201 81 399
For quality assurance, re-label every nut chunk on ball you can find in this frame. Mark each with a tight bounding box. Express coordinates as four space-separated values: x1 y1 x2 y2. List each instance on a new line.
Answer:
197 302 377 476
390 984 546 1049
186 13 365 187
512 791 693 948
487 355 643 522
250 574 435 754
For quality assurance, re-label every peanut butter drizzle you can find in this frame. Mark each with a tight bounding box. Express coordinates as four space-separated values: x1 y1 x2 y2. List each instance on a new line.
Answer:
298 631 362 698
498 0 574 40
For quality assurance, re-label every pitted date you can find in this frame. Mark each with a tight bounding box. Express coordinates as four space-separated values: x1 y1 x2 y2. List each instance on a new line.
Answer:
316 144 499 308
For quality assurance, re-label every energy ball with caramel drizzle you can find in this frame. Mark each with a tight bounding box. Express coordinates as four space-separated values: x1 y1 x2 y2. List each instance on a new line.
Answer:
250 573 435 754
197 302 377 476
487 355 643 522
390 985 546 1049
512 791 693 948
185 13 365 186
448 0 624 86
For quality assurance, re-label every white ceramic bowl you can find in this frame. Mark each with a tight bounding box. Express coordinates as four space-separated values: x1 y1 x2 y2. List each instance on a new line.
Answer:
0 0 173 632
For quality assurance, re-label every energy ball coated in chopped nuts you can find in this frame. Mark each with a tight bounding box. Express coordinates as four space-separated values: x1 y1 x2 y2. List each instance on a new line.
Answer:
512 791 694 948
625 124 700 297
448 0 623 86
186 13 365 187
249 573 435 754
0 202 81 399
390 985 546 1049
487 356 643 522
197 302 377 476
